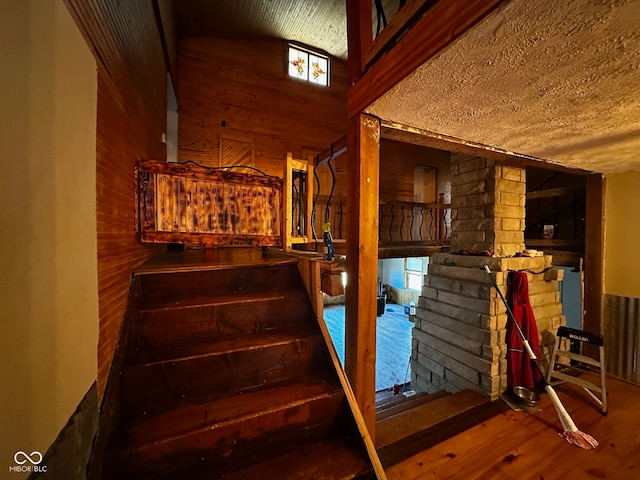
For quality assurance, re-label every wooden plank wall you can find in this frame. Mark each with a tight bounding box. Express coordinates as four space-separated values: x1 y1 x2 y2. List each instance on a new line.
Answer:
380 139 451 203
177 38 348 175
65 0 168 397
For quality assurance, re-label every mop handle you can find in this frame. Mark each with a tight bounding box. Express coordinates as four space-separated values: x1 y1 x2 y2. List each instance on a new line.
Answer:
484 265 543 369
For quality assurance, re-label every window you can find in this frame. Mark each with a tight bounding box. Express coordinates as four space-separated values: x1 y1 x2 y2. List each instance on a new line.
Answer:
288 45 329 86
406 257 428 292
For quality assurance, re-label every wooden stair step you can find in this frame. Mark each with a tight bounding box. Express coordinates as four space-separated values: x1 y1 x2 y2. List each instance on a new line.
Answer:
122 327 330 416
376 390 449 421
139 287 309 311
127 325 321 365
139 262 302 304
375 389 487 448
377 398 508 468
208 437 375 480
133 249 296 275
136 290 313 347
109 385 349 479
375 391 430 411
121 377 342 447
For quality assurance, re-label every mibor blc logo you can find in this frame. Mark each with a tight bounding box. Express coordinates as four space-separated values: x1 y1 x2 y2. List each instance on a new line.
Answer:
9 451 47 473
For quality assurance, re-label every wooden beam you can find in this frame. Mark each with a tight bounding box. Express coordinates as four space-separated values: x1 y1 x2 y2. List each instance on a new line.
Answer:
314 134 348 167
584 174 605 340
524 239 584 248
345 113 380 438
380 122 592 175
346 0 373 84
364 0 436 66
348 0 505 118
153 0 179 87
526 187 585 199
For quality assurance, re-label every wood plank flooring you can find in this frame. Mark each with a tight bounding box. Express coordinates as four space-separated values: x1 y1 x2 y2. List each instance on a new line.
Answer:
323 304 413 391
387 374 640 480
376 390 487 448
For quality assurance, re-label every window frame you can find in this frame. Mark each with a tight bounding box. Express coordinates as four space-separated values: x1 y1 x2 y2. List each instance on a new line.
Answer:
286 43 330 87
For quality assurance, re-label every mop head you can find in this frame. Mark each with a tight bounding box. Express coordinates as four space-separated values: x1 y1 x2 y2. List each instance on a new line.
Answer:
559 430 599 449
546 385 599 449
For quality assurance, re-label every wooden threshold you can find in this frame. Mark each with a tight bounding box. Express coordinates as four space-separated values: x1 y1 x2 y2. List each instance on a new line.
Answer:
376 389 487 448
378 399 507 469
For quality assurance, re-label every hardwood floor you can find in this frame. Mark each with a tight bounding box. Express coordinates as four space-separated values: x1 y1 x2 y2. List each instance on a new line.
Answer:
386 374 640 480
324 304 414 391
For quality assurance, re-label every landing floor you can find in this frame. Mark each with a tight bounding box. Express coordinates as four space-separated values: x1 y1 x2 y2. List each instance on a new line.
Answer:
387 374 640 480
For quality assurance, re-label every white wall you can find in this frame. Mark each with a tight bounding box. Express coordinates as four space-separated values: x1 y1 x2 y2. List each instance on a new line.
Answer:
0 0 98 474
379 258 405 290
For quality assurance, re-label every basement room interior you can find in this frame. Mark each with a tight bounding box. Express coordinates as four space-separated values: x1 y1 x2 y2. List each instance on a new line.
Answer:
3 1 640 479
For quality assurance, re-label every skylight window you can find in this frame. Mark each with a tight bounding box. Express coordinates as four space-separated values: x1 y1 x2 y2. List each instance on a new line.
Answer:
288 45 329 86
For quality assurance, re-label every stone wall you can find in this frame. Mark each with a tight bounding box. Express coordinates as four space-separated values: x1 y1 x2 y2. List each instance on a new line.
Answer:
450 154 526 257
413 154 567 399
412 254 565 399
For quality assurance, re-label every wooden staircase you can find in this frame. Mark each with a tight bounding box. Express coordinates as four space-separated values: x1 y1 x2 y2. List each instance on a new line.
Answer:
104 252 377 479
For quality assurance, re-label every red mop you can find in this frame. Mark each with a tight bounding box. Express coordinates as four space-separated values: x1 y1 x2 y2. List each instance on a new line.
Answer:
485 266 598 449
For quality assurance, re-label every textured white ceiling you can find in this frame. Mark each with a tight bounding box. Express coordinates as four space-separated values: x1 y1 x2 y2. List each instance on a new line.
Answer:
368 0 640 173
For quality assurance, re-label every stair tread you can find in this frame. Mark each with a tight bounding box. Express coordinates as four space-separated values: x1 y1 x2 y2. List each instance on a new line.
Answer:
134 249 297 275
127 325 321 366
140 288 309 311
214 437 372 480
139 262 302 304
376 389 488 448
376 390 449 420
119 376 343 451
141 436 372 480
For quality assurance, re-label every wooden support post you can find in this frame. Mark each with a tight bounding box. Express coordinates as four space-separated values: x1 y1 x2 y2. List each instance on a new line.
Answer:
438 192 445 241
345 113 380 438
346 0 373 84
584 174 605 357
284 153 314 250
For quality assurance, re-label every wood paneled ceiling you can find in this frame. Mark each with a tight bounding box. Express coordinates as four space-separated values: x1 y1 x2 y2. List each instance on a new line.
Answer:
173 0 350 59
172 0 402 60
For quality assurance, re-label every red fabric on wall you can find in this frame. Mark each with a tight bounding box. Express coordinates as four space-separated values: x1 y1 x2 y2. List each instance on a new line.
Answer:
506 271 542 389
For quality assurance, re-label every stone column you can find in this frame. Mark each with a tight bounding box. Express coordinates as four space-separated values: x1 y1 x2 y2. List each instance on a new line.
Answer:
450 154 526 256
411 153 566 400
